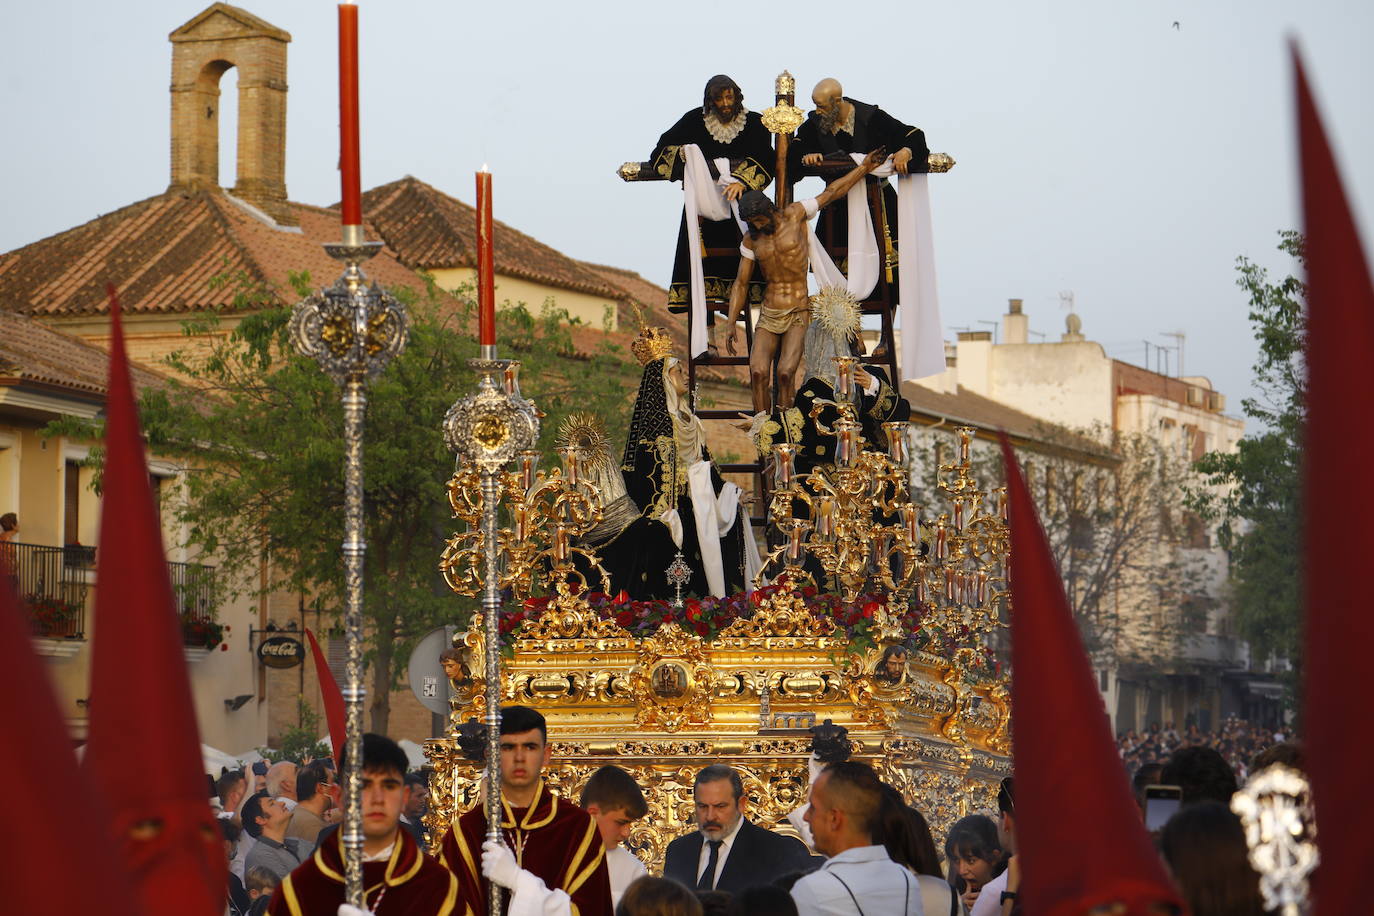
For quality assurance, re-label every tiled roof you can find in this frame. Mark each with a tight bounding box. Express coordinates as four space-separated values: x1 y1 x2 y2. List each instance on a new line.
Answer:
579 262 742 387
0 310 171 399
901 381 1110 461
355 177 626 300
0 188 428 318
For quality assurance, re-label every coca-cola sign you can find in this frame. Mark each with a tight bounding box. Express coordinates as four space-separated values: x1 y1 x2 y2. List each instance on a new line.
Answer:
257 635 305 669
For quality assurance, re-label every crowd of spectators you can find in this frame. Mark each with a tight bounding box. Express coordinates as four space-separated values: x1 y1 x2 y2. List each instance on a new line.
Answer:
1117 716 1290 783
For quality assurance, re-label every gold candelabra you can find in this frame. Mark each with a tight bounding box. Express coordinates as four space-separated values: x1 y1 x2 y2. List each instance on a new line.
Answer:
917 427 1009 651
758 356 921 605
441 374 607 605
759 360 1007 656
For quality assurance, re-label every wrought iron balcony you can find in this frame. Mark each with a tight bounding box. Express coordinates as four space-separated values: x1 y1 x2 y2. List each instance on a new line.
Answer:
168 560 222 649
3 541 92 639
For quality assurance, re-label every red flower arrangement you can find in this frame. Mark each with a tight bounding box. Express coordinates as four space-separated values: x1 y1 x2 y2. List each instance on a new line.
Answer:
502 578 935 657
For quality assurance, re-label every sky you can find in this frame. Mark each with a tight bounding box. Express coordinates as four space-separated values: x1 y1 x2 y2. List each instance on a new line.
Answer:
3 0 1371 421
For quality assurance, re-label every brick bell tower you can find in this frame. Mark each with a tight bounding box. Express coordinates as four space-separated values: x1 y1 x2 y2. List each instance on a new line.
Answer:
169 3 295 225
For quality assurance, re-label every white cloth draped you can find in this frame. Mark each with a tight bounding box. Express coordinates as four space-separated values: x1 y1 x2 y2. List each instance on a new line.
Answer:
682 144 747 358
805 154 945 381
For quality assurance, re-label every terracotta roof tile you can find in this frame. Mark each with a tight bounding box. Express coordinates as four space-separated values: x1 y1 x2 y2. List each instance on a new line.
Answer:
0 310 171 399
355 177 626 300
0 189 431 318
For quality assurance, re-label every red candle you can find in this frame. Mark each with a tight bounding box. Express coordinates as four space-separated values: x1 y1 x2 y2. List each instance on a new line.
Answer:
338 2 362 226
476 169 495 347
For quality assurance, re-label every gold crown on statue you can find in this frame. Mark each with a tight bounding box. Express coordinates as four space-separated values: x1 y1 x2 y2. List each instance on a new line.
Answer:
631 326 676 366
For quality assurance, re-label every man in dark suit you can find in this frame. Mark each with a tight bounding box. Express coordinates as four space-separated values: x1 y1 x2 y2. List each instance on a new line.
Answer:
663 764 815 892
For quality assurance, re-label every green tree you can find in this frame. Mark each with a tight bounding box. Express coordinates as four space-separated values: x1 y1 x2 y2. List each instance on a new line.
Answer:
1191 232 1304 679
57 272 641 733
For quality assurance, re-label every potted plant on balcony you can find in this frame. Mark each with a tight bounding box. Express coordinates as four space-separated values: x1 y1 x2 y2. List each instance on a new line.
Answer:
24 593 84 639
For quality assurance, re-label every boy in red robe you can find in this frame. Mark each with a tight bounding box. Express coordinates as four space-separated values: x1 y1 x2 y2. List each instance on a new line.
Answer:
269 734 458 915
440 706 612 916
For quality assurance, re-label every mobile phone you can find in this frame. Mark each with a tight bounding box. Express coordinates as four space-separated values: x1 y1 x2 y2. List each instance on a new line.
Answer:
1144 784 1182 830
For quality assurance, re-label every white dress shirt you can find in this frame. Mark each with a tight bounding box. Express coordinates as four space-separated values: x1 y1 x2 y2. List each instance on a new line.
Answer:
695 815 745 888
606 845 647 909
790 845 923 916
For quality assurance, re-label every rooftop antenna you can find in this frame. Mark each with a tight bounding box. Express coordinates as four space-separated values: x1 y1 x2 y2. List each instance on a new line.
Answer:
1059 289 1075 314
1161 330 1185 378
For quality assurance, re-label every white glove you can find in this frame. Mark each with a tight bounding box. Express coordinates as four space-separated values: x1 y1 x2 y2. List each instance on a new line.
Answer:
338 906 375 916
808 752 825 784
482 839 523 890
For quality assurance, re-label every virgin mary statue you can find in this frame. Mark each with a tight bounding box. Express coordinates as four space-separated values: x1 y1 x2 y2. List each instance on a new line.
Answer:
618 327 763 598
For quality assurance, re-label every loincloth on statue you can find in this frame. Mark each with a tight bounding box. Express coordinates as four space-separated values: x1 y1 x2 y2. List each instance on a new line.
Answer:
756 301 810 334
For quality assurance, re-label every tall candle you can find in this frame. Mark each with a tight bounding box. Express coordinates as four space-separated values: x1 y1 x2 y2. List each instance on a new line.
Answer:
338 2 362 228
476 168 495 350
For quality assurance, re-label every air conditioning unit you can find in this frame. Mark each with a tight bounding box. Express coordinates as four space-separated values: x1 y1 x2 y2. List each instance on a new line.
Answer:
1208 391 1226 412
1186 386 1205 407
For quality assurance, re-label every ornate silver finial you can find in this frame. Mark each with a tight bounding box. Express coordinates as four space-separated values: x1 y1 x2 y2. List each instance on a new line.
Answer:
666 552 692 608
443 360 540 471
1230 763 1318 916
289 248 408 384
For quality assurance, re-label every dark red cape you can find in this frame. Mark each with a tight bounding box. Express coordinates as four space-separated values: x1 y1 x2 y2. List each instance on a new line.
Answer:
440 781 611 916
269 826 458 915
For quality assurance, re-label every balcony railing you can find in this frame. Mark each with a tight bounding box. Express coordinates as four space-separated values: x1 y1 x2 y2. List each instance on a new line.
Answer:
3 541 93 639
169 560 222 649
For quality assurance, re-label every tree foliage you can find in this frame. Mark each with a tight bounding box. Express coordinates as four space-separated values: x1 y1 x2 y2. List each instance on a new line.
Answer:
59 271 641 733
910 424 1210 668
1190 232 1305 670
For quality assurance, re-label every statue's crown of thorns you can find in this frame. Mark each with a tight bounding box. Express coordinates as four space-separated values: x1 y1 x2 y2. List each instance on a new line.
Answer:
631 326 675 366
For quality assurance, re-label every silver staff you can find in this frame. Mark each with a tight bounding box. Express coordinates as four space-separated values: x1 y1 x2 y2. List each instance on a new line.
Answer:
444 352 540 914
290 228 408 906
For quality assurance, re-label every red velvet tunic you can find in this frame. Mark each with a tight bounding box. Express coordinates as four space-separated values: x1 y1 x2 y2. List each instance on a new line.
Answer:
268 826 459 916
440 781 612 916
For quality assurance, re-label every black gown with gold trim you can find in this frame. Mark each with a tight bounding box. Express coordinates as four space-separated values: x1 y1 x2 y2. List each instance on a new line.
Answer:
792 99 930 290
615 357 747 599
649 109 774 318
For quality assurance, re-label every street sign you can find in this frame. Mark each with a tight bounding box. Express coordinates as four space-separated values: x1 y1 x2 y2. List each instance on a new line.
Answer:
257 635 305 669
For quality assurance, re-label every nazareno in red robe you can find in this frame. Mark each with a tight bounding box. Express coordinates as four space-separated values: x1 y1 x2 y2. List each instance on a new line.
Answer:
267 825 458 916
440 780 612 916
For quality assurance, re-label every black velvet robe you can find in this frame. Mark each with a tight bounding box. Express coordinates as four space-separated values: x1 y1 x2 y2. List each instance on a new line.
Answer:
792 99 930 298
649 109 774 319
618 358 748 599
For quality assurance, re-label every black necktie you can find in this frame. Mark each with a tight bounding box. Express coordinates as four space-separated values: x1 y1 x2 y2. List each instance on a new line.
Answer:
697 839 723 890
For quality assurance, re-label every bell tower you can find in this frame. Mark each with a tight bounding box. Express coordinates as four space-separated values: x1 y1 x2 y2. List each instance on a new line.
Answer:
168 3 295 225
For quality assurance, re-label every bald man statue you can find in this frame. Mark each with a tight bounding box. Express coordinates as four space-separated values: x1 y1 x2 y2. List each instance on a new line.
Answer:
793 79 930 354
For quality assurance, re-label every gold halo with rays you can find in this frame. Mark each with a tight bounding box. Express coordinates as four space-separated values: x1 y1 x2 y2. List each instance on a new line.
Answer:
555 412 613 470
810 285 862 342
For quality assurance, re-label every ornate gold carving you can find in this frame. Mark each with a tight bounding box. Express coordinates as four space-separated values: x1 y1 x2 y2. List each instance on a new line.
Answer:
630 325 675 366
927 152 956 173
775 70 796 99
629 623 714 732
617 161 642 181
762 103 805 135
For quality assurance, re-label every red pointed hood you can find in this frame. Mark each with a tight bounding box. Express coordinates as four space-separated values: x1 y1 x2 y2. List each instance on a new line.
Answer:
80 286 224 915
1294 48 1374 916
0 574 140 914
1000 433 1182 914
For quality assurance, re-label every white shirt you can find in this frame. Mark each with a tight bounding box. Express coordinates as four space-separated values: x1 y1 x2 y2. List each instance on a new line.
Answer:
790 845 923 916
695 815 745 888
968 868 1007 916
606 845 647 909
